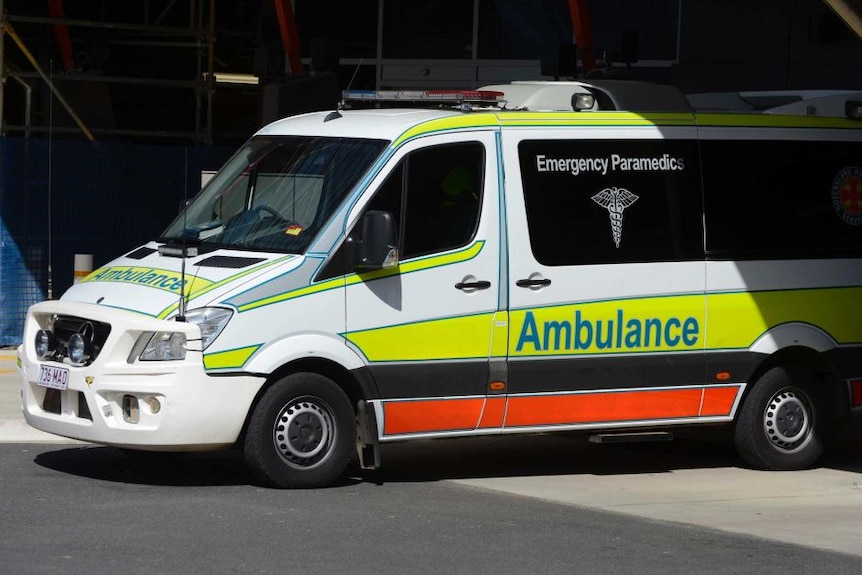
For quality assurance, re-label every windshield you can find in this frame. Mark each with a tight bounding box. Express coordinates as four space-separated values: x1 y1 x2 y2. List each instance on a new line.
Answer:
161 136 388 253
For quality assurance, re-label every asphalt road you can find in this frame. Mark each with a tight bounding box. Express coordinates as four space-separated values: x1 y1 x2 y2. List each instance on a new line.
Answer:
3 442 862 575
4 349 862 573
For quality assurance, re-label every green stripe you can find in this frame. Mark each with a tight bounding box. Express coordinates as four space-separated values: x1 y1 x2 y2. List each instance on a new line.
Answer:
236 241 485 312
203 344 262 370
695 113 861 130
157 255 295 319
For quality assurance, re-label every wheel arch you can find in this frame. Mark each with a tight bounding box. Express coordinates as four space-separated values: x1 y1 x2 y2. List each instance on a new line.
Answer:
237 356 377 448
739 345 851 447
748 345 837 388
743 321 846 412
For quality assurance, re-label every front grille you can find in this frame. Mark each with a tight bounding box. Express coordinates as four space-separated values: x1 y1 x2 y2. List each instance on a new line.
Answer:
43 388 61 414
78 392 92 421
44 315 112 366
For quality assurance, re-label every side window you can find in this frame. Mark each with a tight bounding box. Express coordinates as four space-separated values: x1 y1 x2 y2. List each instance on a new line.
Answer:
701 140 862 258
517 139 703 266
317 141 484 280
362 141 484 258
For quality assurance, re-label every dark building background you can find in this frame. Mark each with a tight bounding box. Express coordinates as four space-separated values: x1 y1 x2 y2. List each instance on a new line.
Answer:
0 0 860 344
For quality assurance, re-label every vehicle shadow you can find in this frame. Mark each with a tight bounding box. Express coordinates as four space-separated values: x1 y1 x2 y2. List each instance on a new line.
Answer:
32 431 862 488
33 445 358 489
367 431 862 484
34 446 257 487
369 433 737 484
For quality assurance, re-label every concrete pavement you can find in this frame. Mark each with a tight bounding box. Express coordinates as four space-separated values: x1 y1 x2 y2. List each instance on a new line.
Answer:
3 348 861 557
0 348 83 443
454 457 862 556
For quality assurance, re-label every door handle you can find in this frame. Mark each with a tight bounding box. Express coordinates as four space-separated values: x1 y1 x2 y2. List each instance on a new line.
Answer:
516 278 551 288
455 280 491 291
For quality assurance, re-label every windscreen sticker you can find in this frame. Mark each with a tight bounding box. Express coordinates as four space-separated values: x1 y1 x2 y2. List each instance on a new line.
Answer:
832 166 862 226
591 187 639 248
285 224 303 236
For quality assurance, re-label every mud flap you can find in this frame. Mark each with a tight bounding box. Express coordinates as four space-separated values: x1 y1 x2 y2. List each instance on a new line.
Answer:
356 400 380 470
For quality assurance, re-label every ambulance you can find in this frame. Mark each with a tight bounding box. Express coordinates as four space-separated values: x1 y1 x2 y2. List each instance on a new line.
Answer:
18 80 862 488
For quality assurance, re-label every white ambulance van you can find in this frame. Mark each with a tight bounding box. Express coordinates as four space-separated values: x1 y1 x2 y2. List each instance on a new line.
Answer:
19 81 862 488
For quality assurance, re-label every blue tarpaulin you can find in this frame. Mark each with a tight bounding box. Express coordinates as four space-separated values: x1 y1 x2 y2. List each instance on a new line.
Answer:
0 137 233 346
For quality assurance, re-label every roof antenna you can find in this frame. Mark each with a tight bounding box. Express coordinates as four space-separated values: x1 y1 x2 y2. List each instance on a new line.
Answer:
332 56 364 116
47 59 55 299
327 58 364 121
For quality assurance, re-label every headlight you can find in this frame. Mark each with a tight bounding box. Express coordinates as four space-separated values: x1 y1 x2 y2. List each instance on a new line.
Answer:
132 307 232 362
140 332 188 361
183 307 233 350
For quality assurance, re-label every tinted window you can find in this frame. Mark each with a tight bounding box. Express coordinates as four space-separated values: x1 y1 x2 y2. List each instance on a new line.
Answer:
702 140 862 258
518 139 703 266
318 142 484 280
400 143 483 258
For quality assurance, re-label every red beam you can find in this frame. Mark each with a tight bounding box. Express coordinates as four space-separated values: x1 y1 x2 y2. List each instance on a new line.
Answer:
47 0 76 72
273 0 305 76
568 0 596 73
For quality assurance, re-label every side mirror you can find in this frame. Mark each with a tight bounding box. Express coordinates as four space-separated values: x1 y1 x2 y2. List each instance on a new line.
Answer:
355 210 398 270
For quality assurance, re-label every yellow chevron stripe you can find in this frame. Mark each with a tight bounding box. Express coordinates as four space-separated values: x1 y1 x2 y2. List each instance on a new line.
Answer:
236 241 485 313
695 113 861 130
344 313 497 362
157 255 295 319
203 345 261 370
706 287 862 349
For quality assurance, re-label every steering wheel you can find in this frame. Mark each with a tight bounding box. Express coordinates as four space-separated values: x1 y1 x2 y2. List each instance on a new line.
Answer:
254 204 285 221
221 205 296 244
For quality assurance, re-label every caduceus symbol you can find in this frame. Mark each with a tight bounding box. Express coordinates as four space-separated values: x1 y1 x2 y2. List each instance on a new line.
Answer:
591 187 639 248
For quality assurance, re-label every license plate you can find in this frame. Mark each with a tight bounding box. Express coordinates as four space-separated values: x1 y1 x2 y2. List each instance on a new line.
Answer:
37 364 70 390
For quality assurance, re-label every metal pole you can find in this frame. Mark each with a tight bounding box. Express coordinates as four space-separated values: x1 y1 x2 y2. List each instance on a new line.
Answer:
823 0 862 39
2 21 95 141
10 74 30 138
205 0 214 145
376 0 383 91
1 0 6 136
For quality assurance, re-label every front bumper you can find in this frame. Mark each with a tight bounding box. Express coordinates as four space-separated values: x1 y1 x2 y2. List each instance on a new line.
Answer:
20 301 265 451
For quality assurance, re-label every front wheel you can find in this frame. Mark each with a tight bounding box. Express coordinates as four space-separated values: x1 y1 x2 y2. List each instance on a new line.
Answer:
734 365 826 470
244 373 354 488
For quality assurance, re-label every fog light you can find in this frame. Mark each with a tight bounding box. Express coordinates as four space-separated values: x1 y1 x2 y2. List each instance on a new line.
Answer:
147 396 162 414
122 395 140 424
35 329 56 360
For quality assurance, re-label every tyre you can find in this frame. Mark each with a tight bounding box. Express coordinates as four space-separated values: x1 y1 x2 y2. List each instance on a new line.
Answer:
734 365 826 470
244 372 354 488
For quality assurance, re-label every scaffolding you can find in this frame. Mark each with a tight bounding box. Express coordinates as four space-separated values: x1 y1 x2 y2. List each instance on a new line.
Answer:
0 0 222 143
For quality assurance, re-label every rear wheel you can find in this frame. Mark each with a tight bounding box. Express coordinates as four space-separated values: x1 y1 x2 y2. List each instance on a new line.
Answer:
734 365 825 470
244 372 354 488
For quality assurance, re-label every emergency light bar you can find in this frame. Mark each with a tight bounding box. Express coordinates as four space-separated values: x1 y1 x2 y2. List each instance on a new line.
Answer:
341 89 506 110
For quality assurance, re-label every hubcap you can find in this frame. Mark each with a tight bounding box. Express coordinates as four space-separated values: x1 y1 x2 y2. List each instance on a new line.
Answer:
763 389 811 451
273 397 335 468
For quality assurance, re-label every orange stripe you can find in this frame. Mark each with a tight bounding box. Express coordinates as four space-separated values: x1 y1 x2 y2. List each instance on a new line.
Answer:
383 398 484 435
699 385 741 416
504 388 703 428
478 397 506 429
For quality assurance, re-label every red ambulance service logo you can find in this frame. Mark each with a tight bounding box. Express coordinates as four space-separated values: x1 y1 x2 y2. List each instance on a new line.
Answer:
832 166 862 226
